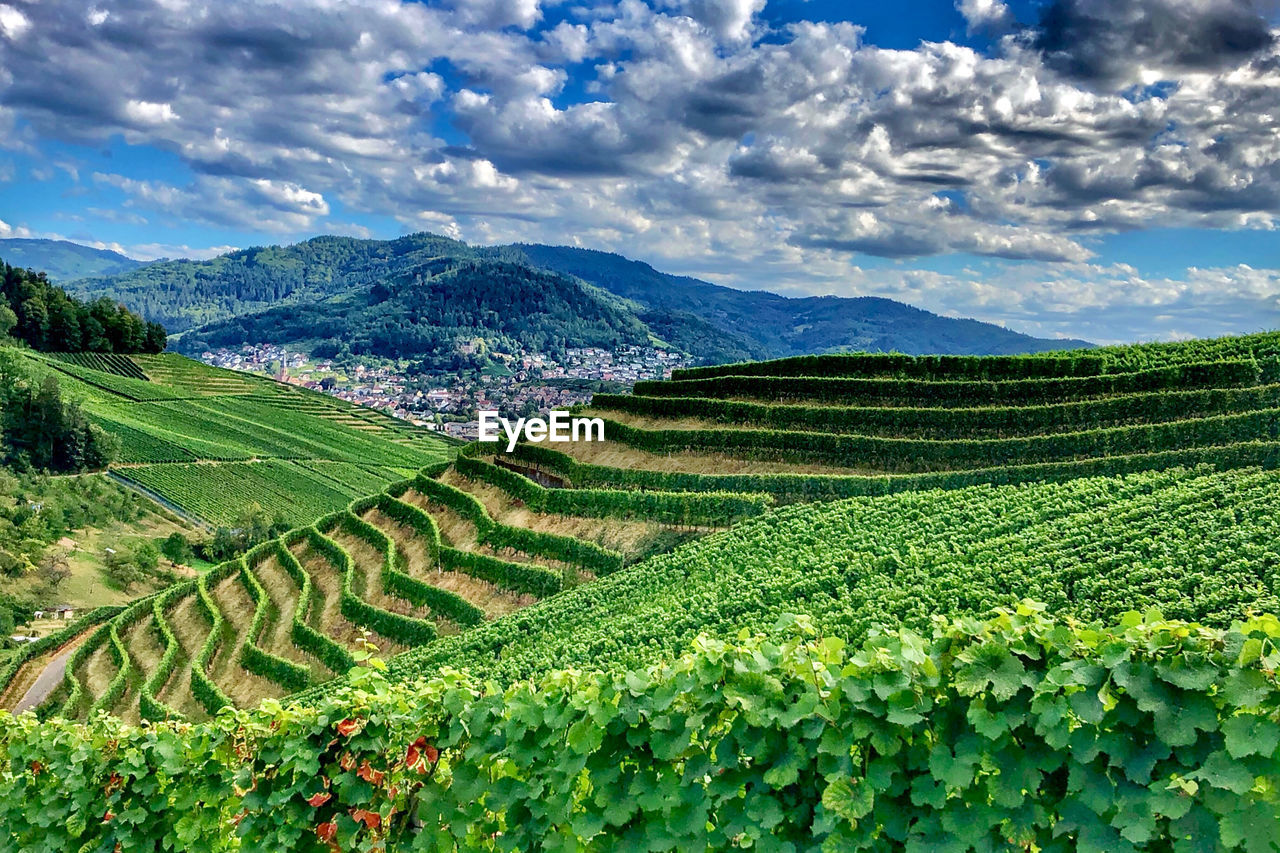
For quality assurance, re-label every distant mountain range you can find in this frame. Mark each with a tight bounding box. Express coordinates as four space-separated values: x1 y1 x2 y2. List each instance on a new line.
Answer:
0 238 143 281
1 234 1090 363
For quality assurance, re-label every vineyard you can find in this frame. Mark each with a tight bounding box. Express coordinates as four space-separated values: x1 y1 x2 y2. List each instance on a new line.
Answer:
19 351 452 524
4 334 1280 848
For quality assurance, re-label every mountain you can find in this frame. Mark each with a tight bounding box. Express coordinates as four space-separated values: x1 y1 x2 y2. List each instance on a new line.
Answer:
66 233 492 334
509 244 1093 356
64 233 1090 362
0 238 144 281
177 258 651 366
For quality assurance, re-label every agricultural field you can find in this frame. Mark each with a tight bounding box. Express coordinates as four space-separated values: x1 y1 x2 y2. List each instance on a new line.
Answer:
5 334 1280 851
19 351 453 524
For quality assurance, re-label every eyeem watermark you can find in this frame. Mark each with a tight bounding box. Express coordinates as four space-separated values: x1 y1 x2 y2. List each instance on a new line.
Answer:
478 410 605 452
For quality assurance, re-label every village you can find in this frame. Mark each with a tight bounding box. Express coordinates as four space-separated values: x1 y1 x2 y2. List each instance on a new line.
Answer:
200 342 691 440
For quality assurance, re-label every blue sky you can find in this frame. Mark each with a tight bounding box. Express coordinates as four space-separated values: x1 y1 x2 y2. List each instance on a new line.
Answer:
1 0 1279 344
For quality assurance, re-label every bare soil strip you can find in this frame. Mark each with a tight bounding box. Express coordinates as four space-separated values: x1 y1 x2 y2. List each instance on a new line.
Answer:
78 638 119 717
361 507 532 621
115 612 165 723
251 554 333 680
208 573 283 710
294 539 406 656
157 592 211 721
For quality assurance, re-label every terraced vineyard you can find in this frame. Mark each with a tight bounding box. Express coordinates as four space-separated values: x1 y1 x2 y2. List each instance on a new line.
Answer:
18 351 453 525
9 332 1280 725
4 456 757 721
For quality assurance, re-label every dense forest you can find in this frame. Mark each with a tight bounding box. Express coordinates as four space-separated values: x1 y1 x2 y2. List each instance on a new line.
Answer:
1 264 165 354
66 233 497 334
178 259 651 363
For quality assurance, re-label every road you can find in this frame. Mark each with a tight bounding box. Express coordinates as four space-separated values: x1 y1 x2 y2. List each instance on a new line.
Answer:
12 645 77 714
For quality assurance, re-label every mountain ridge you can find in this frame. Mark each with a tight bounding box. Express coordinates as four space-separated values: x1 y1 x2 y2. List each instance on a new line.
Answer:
7 234 1090 362
0 238 143 281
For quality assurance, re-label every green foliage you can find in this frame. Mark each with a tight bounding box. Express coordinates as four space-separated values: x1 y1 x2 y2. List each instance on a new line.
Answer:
310 518 438 646
160 531 193 565
636 359 1261 406
593 408 1280 473
276 534 356 675
505 435 1280 503
409 472 625 575
595 382 1280 439
673 350 1109 380
191 561 238 716
239 546 311 691
3 609 1277 851
385 465 1280 686
139 585 188 722
455 448 772 526
1 262 164 353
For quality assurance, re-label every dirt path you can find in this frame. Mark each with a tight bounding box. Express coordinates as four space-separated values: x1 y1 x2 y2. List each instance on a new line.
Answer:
12 645 76 714
157 593 210 721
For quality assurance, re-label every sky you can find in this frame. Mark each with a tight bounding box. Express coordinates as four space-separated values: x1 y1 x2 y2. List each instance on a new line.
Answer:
1 0 1280 345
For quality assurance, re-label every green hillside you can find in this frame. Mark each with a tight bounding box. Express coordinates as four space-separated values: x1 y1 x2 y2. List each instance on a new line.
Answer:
177 259 652 363
15 351 454 527
6 331 1280 725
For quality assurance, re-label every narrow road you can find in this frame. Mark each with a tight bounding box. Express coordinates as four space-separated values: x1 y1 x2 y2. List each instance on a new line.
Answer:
13 646 77 714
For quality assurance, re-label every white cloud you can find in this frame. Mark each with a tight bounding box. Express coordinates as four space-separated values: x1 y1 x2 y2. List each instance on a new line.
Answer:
0 217 31 238
957 0 1013 32
0 4 29 39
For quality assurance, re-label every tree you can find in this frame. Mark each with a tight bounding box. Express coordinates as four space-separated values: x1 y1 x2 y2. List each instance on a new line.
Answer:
161 532 194 566
0 304 16 339
209 527 239 561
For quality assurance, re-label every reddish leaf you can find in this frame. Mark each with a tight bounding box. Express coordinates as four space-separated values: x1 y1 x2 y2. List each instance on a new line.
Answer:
306 792 332 808
102 811 115 823
350 809 382 829
316 822 337 842
357 761 385 786
336 719 360 737
424 745 439 764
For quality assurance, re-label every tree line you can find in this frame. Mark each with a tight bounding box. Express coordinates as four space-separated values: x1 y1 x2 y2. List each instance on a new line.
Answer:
1 263 166 354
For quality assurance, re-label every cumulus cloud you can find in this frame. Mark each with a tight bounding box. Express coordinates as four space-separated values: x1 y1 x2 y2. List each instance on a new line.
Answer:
957 0 1014 33
1 0 1279 341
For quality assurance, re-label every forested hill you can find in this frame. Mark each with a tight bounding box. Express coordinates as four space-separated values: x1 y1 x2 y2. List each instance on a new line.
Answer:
177 259 651 365
0 263 166 354
60 232 1088 361
66 233 492 334
510 244 1093 357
